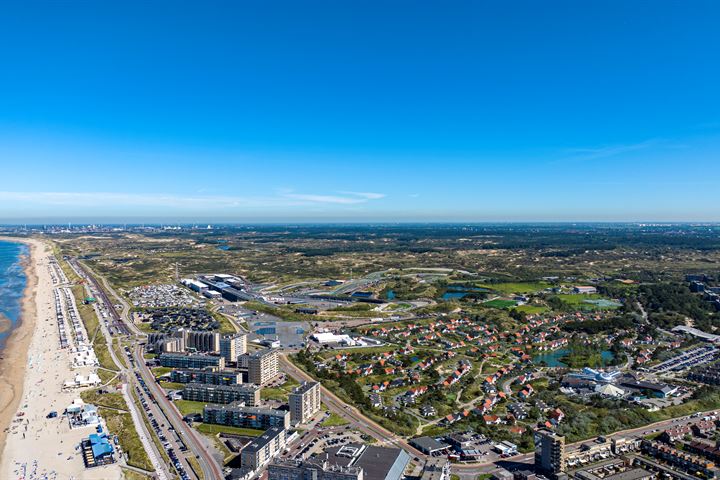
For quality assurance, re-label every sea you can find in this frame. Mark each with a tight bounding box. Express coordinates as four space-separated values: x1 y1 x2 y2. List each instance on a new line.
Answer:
0 240 28 350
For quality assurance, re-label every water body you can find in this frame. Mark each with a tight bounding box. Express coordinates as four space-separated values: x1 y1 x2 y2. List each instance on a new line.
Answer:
0 240 28 350
442 292 470 300
216 245 230 251
386 290 395 300
441 285 490 300
533 348 614 367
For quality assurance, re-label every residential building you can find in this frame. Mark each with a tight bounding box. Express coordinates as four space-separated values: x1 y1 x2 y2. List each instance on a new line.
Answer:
641 440 720 479
219 333 248 362
158 352 225 369
203 402 290 430
245 348 279 385
241 427 288 470
288 381 321 425
170 367 241 385
182 383 261 406
534 428 566 477
185 330 220 352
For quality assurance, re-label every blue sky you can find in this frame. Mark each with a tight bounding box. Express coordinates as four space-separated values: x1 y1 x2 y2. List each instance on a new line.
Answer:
1 1 719 222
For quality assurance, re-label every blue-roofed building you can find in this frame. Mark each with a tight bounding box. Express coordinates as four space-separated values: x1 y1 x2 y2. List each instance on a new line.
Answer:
82 433 115 467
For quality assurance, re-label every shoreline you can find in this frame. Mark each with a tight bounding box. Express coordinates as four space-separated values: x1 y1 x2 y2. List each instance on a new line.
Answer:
0 236 40 455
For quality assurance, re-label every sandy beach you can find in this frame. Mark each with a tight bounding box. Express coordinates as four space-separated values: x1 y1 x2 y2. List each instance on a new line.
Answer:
0 237 40 455
0 238 122 479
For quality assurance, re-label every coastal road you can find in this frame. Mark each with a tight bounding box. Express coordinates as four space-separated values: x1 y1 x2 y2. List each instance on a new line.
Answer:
70 257 218 478
134 345 224 480
72 267 173 479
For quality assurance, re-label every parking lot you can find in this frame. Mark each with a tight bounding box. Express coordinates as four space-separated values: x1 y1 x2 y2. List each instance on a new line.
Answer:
134 370 193 480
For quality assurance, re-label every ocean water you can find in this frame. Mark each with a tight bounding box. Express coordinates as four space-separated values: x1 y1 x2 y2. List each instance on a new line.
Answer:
0 240 28 350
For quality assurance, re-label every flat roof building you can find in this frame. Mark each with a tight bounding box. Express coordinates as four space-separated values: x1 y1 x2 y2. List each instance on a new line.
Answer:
270 459 363 480
410 436 450 455
241 427 288 470
534 429 566 477
289 381 321 425
203 402 289 430
220 333 248 362
244 348 279 385
170 367 241 385
158 352 225 369
182 383 261 406
322 444 411 480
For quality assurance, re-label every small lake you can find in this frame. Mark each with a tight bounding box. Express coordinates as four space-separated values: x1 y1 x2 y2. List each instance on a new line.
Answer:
441 285 490 300
216 245 231 251
442 292 470 300
533 348 614 367
386 290 396 300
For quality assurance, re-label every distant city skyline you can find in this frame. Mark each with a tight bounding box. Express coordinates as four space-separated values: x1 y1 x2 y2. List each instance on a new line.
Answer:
2 2 720 222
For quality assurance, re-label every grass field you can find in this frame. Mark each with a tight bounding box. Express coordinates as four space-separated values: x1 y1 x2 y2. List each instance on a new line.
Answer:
321 412 349 427
81 389 127 411
483 299 518 309
476 282 549 294
99 407 154 472
261 376 300 401
122 470 154 480
151 367 174 378
174 399 206 416
195 423 264 436
513 305 548 314
159 381 186 391
554 294 621 310
97 368 119 384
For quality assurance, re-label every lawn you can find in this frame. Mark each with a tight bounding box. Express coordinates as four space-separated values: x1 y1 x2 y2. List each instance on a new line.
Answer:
513 305 548 314
195 423 264 437
81 389 127 411
97 368 119 385
321 412 349 427
483 299 518 309
261 376 300 401
151 367 174 378
174 400 207 416
554 294 621 310
122 470 154 480
159 381 186 391
476 282 549 294
100 407 154 472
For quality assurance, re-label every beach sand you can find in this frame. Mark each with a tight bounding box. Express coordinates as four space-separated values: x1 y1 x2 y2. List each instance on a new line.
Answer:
0 238 122 479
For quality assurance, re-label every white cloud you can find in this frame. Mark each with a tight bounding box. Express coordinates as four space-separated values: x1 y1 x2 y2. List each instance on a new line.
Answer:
284 191 386 204
0 190 386 211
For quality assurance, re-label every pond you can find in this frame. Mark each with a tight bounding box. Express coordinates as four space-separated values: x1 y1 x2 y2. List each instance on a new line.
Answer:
442 292 470 300
386 290 396 300
441 285 490 300
533 349 615 367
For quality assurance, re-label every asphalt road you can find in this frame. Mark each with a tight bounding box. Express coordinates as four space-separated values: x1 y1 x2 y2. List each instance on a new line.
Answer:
134 345 225 480
73 257 221 479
